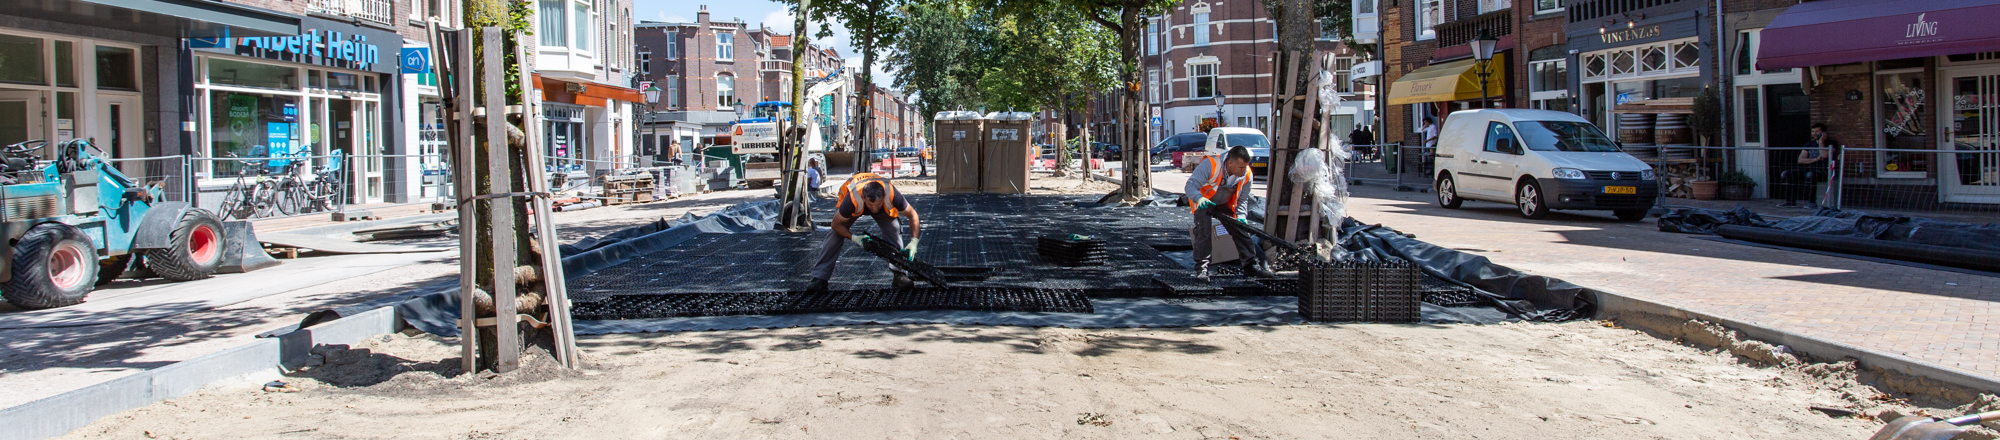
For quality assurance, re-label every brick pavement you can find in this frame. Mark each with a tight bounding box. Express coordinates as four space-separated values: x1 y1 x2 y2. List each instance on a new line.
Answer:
1150 166 1999 382
1339 183 2000 382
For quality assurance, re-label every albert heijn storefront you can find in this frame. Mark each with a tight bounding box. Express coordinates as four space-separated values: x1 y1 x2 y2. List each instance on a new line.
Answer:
190 16 408 206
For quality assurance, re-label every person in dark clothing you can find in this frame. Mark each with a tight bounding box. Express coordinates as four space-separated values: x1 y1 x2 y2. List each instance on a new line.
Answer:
1351 126 1377 160
1779 123 1839 208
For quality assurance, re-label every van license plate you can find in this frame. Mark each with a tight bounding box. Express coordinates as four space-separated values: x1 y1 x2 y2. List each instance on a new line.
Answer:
1603 186 1637 195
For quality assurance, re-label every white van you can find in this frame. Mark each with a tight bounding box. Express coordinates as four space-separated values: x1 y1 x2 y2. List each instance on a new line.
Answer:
1201 127 1272 178
1431 109 1657 221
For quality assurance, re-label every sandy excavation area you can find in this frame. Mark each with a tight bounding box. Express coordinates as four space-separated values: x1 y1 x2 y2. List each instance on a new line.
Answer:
57 316 1998 440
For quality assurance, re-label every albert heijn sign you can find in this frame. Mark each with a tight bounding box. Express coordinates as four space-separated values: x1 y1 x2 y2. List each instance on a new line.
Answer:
191 18 399 74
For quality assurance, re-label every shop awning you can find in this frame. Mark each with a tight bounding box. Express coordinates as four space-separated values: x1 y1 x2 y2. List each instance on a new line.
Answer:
0 0 299 38
535 74 644 107
1758 0 2000 70
1386 54 1506 106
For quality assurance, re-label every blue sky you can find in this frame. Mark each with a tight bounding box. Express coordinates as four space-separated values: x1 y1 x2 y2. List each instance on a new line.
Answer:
642 1 895 88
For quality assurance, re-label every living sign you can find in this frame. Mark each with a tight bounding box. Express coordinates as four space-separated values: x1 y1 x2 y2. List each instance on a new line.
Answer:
234 29 382 71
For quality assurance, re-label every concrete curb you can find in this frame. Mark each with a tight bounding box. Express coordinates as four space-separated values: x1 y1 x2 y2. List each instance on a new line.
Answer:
1593 290 2000 398
0 306 404 440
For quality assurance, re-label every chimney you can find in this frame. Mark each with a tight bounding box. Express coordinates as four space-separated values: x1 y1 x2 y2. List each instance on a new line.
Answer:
697 5 710 23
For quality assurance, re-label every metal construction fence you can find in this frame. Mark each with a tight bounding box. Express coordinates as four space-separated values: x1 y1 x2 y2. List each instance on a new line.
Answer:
1339 143 2000 223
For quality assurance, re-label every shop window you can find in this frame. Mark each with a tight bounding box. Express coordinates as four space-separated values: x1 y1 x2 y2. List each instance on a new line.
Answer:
55 92 75 141
716 74 734 108
539 0 568 47
718 32 734 60
1189 62 1217 99
1610 50 1634 76
54 41 75 88
1738 87 1761 145
95 46 137 90
1584 54 1606 79
308 70 324 89
208 58 297 90
1639 46 1665 73
1648 77 1702 99
1877 71 1929 177
208 91 289 176
328 72 362 91
1416 0 1440 40
0 34 46 85
1529 60 1565 93
1671 42 1698 70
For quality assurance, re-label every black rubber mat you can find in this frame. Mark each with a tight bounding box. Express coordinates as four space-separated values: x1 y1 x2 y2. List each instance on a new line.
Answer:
571 287 1094 319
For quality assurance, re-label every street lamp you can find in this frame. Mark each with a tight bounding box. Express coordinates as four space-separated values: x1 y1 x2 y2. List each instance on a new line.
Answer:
644 84 661 165
1215 93 1227 127
1470 29 1500 108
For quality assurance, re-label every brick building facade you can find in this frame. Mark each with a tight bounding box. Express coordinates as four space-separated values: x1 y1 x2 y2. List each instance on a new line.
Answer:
1140 1 1371 149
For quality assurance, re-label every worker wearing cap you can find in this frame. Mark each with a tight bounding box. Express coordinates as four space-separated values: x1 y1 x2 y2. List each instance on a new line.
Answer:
1186 145 1274 278
807 172 922 292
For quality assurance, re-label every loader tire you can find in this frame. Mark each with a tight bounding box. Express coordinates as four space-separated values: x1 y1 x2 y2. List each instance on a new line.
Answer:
145 209 224 281
5 224 99 310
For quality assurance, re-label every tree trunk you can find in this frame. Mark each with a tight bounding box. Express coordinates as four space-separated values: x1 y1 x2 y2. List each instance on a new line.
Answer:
852 2 877 174
1116 2 1151 203
780 3 813 230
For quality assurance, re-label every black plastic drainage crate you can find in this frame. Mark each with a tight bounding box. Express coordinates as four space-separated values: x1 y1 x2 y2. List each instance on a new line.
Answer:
1297 259 1423 323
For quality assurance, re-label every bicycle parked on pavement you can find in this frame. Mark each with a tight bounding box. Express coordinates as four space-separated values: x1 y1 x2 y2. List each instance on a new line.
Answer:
216 148 346 220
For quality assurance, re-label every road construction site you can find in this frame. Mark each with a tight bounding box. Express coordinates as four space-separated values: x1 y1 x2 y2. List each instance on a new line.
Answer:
0 165 1992 439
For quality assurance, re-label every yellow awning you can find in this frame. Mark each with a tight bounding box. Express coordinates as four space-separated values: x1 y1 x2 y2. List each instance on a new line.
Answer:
1386 54 1506 106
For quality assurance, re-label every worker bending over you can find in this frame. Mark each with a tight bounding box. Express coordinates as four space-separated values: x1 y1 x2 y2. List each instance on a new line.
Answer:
1186 146 1275 278
807 173 922 292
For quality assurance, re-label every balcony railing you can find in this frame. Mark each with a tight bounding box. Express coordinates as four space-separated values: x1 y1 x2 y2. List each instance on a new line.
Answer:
1436 9 1513 48
306 0 394 25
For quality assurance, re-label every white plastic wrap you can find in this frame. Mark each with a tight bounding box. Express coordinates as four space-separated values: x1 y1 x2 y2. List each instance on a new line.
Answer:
1288 148 1350 223
934 111 983 121
984 112 1035 121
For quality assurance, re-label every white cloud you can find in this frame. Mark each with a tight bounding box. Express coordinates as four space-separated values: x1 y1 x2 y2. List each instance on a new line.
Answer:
760 10 795 30
657 12 689 23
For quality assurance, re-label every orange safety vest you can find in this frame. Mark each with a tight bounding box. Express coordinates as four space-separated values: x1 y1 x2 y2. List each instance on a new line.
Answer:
1191 155 1249 216
836 173 902 218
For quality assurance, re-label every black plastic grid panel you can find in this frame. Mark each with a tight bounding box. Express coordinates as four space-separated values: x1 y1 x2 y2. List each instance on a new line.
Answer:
1298 260 1424 323
570 287 1094 319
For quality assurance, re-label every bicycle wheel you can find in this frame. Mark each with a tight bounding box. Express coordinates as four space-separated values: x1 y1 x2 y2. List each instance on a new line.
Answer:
312 175 345 212
273 180 302 216
250 179 281 218
221 180 260 220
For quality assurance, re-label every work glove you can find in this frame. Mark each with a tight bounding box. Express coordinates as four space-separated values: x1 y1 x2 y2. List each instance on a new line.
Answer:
849 234 868 246
1192 196 1217 211
903 238 920 261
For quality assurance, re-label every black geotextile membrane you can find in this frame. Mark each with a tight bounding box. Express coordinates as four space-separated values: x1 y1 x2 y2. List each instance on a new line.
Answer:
570 287 1095 320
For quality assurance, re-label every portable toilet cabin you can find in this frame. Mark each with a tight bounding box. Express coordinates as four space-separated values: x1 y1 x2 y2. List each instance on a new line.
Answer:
933 111 984 193
981 112 1033 194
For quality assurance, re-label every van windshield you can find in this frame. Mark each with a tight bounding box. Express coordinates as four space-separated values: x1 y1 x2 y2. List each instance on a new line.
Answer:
1516 121 1622 152
1220 132 1272 151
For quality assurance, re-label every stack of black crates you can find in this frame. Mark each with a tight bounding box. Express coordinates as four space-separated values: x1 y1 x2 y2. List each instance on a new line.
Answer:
1297 259 1424 323
1037 235 1107 266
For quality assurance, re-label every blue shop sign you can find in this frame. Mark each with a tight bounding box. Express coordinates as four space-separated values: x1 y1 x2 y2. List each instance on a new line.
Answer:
400 47 431 74
189 18 399 75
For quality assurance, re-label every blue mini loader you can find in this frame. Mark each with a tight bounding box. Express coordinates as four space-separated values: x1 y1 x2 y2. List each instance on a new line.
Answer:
0 139 225 310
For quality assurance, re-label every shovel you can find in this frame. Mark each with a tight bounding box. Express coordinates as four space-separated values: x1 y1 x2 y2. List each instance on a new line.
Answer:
1867 411 1999 440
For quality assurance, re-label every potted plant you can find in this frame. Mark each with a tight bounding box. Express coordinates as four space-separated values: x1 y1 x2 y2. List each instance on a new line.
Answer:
1689 177 1720 200
1719 169 1757 200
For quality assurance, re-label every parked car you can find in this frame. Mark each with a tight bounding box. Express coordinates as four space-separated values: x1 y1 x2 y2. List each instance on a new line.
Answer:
1090 142 1121 160
1150 132 1208 169
1431 109 1657 221
1202 127 1273 179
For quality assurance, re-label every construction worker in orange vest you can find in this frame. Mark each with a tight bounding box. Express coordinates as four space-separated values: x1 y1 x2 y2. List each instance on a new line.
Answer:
1185 145 1275 279
807 173 922 292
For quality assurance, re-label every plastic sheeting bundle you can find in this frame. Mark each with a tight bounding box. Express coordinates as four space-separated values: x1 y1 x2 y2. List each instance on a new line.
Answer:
1288 147 1351 224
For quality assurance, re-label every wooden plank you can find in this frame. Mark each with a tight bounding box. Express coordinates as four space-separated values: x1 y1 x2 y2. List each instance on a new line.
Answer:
1285 51 1322 243
1263 51 1299 238
516 34 581 369
480 27 520 373
435 24 480 375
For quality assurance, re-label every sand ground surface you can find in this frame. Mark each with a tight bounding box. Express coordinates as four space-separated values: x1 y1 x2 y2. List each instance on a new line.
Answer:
58 319 1984 439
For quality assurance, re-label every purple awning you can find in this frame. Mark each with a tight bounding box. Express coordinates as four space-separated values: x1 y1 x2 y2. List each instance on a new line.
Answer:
1758 0 2000 70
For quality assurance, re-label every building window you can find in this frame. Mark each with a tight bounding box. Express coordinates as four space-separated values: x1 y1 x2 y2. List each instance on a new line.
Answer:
1877 71 1930 177
1193 11 1209 46
538 0 567 47
666 36 677 59
1478 0 1508 14
638 52 650 75
1416 0 1440 40
717 31 733 60
1738 87 1761 145
1332 57 1356 93
1533 0 1561 14
665 76 679 107
1152 20 1168 54
95 46 137 90
1189 62 1217 99
716 74 734 108
1148 69 1160 103
1529 60 1568 112
1735 30 1791 76
573 1 592 53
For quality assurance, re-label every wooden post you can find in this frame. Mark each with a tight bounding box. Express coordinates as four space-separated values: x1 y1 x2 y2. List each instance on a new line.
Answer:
479 27 521 373
514 33 581 369
437 25 480 374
